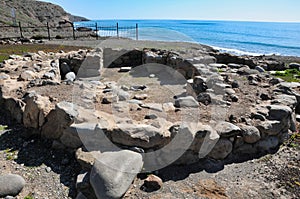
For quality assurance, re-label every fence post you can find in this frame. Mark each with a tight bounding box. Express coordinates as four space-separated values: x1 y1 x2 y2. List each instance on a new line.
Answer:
117 23 119 39
136 23 138 41
95 23 98 40
19 22 23 38
47 22 51 40
72 23 76 40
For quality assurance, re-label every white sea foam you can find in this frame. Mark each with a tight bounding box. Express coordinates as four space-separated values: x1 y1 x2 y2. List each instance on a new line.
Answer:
211 45 281 56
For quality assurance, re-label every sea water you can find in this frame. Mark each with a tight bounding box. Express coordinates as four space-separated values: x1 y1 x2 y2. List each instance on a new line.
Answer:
75 20 300 56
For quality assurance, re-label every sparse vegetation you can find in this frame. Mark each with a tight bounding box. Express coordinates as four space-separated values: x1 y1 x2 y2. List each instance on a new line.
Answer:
24 193 34 199
0 44 91 62
274 68 300 82
4 148 17 161
0 125 8 131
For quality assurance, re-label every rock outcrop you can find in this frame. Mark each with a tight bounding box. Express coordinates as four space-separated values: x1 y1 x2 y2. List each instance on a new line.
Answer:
0 0 88 26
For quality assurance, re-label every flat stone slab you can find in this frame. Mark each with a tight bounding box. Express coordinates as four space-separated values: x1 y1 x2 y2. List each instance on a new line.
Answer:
90 150 143 199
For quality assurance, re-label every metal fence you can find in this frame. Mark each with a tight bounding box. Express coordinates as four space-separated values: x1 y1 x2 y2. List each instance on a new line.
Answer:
0 22 138 40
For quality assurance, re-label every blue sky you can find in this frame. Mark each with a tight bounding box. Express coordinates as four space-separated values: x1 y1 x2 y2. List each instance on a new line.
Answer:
44 0 300 22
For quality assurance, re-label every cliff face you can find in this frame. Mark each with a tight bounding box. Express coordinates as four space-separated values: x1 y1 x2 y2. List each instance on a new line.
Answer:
0 0 88 26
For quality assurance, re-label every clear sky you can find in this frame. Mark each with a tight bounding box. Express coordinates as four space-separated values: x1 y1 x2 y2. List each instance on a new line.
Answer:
44 0 300 22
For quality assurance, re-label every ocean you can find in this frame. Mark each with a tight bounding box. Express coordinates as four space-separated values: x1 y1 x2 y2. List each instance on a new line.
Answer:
75 20 300 56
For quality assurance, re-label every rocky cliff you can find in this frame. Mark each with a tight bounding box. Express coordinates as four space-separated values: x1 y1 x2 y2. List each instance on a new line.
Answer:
0 0 88 26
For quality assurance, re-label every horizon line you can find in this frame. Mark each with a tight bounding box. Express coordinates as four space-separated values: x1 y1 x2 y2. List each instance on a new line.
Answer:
82 18 300 23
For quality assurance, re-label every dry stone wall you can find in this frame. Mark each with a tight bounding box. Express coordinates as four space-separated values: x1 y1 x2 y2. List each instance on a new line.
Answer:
0 47 299 199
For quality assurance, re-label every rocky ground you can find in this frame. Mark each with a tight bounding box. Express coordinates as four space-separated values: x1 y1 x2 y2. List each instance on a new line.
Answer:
0 115 299 199
0 39 300 199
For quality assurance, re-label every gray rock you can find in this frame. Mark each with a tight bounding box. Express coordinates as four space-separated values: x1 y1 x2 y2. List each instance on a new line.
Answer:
65 72 76 81
76 192 88 199
90 150 143 199
255 136 279 151
0 174 25 197
174 96 199 108
231 80 239 88
240 125 261 144
271 95 297 109
267 105 292 121
193 76 208 93
208 138 233 160
41 102 78 139
197 93 211 105
110 123 170 149
23 92 51 129
215 122 241 137
134 94 148 100
255 66 265 73
289 62 300 70
0 73 10 80
113 87 130 101
228 63 242 69
20 70 36 81
43 72 56 80
76 173 97 199
256 120 283 136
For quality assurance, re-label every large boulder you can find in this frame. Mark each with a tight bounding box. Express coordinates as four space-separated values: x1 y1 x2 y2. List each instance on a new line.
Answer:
208 138 233 160
23 92 52 129
215 121 241 138
0 174 25 197
240 125 261 144
41 102 78 139
109 123 172 149
90 150 143 199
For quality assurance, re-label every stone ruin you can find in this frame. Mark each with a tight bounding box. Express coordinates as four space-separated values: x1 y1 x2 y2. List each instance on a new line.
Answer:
0 47 299 198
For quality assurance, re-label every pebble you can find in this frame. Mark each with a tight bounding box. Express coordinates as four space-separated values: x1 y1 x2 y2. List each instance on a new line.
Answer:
45 167 52 173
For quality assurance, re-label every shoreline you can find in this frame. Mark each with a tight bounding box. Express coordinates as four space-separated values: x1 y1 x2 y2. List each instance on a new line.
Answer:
43 38 300 61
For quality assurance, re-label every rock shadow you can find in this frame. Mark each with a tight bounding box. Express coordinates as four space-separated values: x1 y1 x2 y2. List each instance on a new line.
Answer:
0 109 81 198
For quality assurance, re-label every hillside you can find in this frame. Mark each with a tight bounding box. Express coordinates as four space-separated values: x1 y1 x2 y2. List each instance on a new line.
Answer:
0 0 88 26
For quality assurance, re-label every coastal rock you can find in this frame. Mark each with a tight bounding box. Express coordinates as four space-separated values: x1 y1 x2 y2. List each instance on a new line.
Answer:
256 120 284 136
0 174 26 197
23 92 52 129
41 102 78 139
174 96 199 108
215 122 241 137
266 105 292 121
90 150 143 199
208 138 233 160
240 125 261 144
255 66 266 73
197 93 211 105
20 70 37 81
255 136 279 152
110 123 172 149
289 63 300 70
